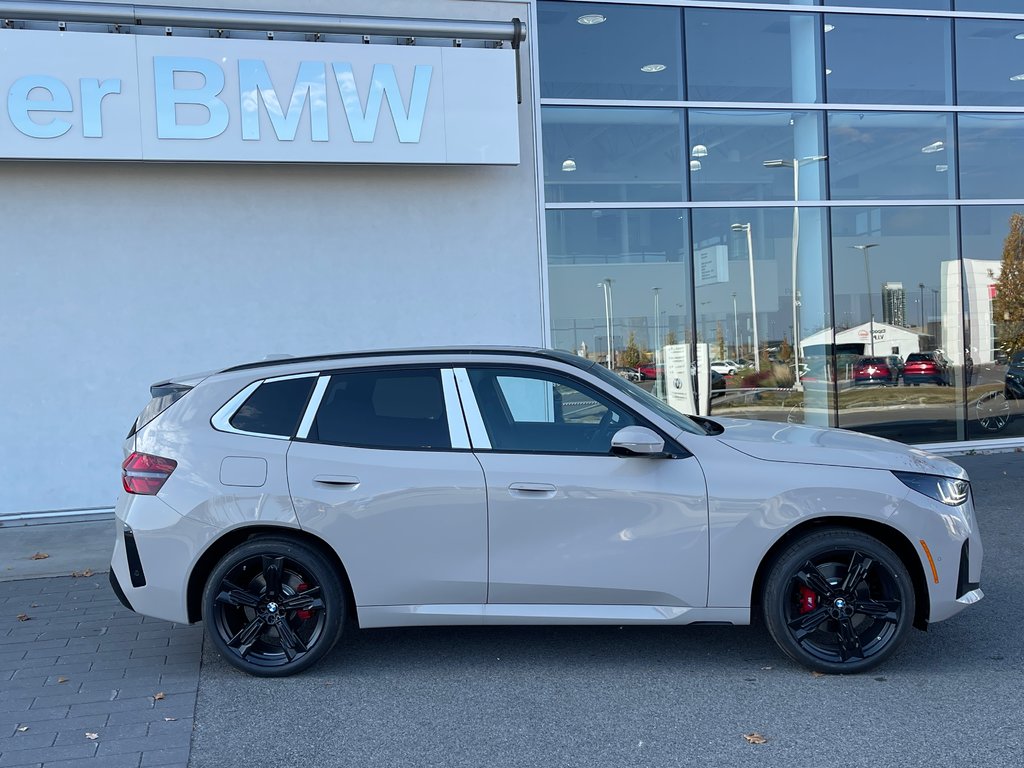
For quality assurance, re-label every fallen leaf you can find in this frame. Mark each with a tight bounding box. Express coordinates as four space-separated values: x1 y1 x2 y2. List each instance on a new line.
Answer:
811 671 825 678
71 569 95 578
57 677 69 684
743 733 768 745
16 614 30 622
16 726 28 733
153 692 166 701
85 732 98 740
164 717 177 722
30 552 49 560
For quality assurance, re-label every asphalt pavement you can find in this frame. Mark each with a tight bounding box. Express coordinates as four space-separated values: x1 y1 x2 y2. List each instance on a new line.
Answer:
1 451 1021 768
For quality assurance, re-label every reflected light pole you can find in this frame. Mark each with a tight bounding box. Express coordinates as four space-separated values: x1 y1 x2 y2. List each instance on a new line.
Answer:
918 282 926 330
597 279 615 368
731 223 760 372
853 244 879 355
763 155 827 390
731 292 739 361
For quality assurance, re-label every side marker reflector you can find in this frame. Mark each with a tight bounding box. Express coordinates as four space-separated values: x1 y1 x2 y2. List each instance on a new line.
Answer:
920 539 939 584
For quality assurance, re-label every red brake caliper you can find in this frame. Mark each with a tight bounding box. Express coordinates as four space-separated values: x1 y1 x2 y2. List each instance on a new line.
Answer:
296 582 312 621
798 586 817 614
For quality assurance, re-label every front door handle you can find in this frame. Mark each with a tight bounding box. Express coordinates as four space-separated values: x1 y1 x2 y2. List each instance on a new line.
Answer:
508 482 556 498
313 475 360 488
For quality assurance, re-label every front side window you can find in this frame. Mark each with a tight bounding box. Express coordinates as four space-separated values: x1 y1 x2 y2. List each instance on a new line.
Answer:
467 368 637 454
310 369 450 450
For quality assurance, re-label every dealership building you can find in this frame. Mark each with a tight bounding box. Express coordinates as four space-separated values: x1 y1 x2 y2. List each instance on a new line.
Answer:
2 0 1023 521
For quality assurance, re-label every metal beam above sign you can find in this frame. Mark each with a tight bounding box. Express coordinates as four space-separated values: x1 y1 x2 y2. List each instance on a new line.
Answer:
0 1 526 44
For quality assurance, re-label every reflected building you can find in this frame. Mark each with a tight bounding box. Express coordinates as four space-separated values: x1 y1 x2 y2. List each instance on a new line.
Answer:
540 0 1024 447
882 283 907 328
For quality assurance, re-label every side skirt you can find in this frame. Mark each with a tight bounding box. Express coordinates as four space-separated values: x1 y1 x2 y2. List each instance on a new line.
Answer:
356 603 750 628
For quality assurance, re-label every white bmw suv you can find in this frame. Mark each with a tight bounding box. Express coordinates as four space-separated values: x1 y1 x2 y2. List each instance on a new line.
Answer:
111 348 983 676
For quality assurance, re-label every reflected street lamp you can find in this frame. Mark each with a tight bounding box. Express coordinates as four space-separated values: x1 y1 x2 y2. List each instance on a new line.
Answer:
918 282 926 330
597 279 615 368
853 244 880 355
731 223 760 372
732 291 739 361
763 155 827 390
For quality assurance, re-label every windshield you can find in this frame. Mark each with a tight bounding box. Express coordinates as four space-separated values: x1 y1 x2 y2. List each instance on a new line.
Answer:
585 362 708 436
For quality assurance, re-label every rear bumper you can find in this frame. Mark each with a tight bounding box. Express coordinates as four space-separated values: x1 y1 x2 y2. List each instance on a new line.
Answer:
108 569 133 612
110 493 217 625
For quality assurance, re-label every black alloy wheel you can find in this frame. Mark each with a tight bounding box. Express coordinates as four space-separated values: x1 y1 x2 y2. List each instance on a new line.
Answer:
763 528 914 674
203 538 344 677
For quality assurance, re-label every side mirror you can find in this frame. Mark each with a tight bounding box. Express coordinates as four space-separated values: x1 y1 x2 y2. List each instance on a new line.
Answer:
610 426 665 457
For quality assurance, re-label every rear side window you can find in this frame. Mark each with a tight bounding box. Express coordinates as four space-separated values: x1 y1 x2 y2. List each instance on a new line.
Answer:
311 369 451 450
229 377 316 437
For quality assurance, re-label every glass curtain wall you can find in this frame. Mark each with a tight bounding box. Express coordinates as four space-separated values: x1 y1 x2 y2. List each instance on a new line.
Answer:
538 1 1024 446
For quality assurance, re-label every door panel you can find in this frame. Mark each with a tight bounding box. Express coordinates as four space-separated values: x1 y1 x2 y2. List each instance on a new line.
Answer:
288 442 487 606
478 451 708 606
287 366 487 607
460 366 709 608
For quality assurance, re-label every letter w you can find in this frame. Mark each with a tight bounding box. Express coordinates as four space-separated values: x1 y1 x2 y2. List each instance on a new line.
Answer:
332 63 431 143
239 60 328 141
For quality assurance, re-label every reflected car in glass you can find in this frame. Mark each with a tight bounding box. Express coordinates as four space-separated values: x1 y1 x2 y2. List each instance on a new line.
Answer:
903 352 950 386
110 348 983 678
1006 352 1024 400
853 356 900 386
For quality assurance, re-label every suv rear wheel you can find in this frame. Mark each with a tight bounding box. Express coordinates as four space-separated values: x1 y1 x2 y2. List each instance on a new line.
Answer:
202 538 345 677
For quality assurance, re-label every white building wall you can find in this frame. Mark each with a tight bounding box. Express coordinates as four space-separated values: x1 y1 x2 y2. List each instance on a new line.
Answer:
0 0 540 515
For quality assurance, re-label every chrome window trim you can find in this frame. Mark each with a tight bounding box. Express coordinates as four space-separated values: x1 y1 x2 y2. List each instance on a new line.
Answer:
211 372 319 441
453 368 491 450
545 199 1024 208
542 99 1024 113
296 375 330 440
539 0 1024 22
441 369 471 450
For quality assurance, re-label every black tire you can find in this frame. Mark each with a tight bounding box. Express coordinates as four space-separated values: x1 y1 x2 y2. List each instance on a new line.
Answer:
202 537 345 677
762 528 915 674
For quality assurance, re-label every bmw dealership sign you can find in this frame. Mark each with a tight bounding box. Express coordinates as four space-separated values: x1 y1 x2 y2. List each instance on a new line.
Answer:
0 28 519 163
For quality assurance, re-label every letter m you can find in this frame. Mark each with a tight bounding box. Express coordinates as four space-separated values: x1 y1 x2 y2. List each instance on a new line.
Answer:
239 60 328 141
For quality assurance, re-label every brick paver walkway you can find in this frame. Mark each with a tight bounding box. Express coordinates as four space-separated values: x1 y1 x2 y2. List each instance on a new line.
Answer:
0 575 202 768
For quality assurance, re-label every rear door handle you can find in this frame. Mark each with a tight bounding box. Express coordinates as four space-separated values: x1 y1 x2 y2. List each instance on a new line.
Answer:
313 475 360 488
508 482 556 498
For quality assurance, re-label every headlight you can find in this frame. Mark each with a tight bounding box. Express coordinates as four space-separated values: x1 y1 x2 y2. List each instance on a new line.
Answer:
893 471 970 506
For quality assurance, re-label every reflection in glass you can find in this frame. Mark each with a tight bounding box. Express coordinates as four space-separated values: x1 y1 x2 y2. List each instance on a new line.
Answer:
824 15 952 105
542 107 686 203
831 207 964 443
685 9 822 103
956 20 1024 107
959 206 1024 440
688 110 826 202
955 1 1024 12
824 0 950 9
547 209 692 390
828 112 955 200
538 2 684 100
959 114 1024 199
692 207 834 427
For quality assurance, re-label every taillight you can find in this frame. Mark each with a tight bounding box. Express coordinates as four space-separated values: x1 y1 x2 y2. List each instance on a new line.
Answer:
122 452 177 495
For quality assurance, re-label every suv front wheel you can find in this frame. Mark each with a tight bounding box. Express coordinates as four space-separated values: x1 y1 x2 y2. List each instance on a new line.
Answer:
202 537 345 677
762 528 915 674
